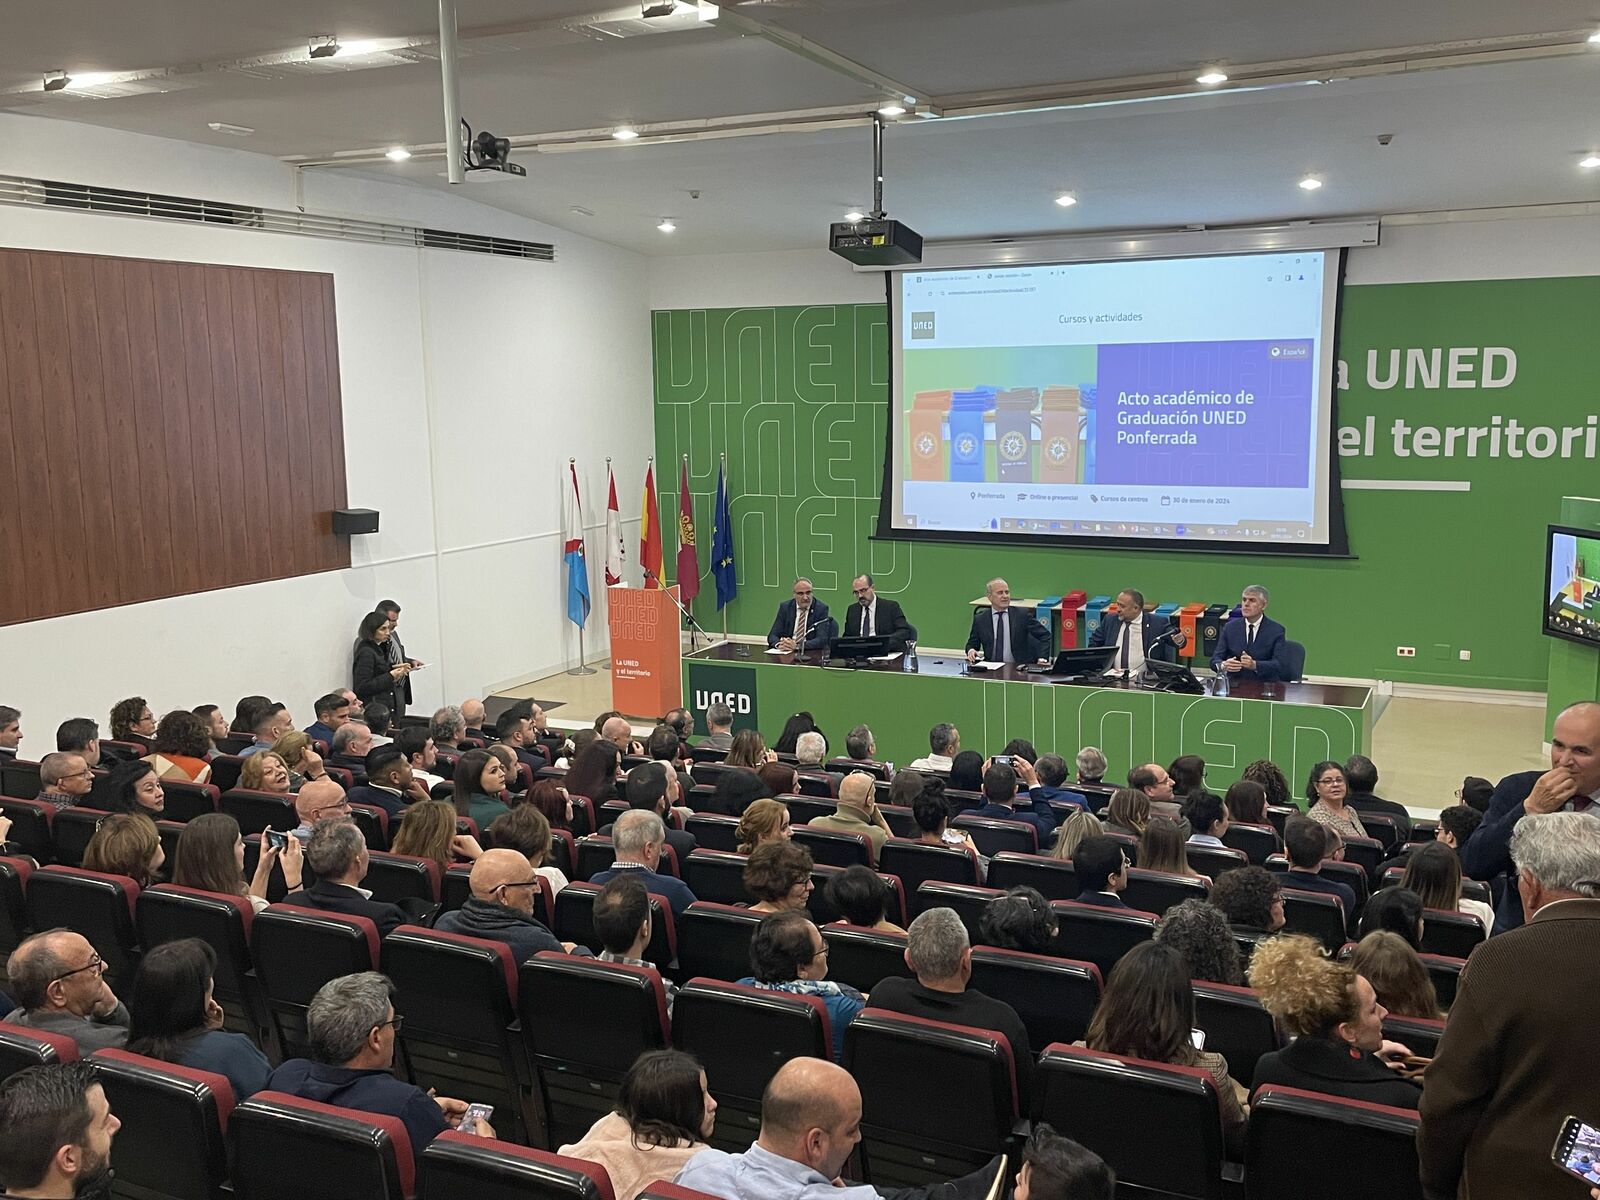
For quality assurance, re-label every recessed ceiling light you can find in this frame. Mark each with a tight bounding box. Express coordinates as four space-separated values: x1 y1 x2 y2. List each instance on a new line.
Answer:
209 122 256 137
1196 70 1228 85
1589 29 1600 43
1580 154 1600 170
877 103 906 117
1054 193 1078 208
613 128 640 141
844 210 865 222
42 70 70 92
657 219 677 233
384 146 412 161
334 40 381 57
570 205 596 217
1298 176 1323 190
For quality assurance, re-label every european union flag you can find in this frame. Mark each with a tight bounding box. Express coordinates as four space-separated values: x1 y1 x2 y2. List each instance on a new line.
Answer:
712 459 736 610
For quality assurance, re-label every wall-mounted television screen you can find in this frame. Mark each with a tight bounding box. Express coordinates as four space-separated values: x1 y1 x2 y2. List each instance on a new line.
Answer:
1545 524 1600 649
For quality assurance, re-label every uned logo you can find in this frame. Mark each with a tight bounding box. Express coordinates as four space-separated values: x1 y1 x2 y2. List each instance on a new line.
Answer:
694 690 752 714
910 311 936 339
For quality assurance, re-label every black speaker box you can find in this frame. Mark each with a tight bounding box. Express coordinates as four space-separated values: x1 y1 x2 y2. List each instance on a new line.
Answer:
331 508 380 535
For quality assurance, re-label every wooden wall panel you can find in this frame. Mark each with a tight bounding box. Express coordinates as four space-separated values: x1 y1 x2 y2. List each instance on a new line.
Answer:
0 248 350 626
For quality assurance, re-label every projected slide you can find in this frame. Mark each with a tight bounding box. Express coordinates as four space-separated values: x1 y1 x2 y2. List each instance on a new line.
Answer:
888 251 1340 547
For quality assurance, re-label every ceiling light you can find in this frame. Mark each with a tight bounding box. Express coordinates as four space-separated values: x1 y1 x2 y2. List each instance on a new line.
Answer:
1196 70 1228 85
1054 193 1078 207
1589 30 1600 43
877 103 906 117
209 122 256 137
657 219 677 233
612 128 640 141
1580 154 1600 170
844 210 865 223
42 70 70 92
384 147 412 161
308 35 340 59
335 40 380 57
1298 176 1323 190
570 205 595 217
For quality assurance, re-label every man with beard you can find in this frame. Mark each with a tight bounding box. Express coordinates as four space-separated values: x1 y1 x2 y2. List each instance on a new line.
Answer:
0 1061 121 1198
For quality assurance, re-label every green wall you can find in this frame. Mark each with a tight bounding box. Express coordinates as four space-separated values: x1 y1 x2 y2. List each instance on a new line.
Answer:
653 276 1600 691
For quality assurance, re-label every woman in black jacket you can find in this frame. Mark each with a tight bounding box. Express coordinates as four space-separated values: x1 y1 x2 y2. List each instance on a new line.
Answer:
352 610 409 718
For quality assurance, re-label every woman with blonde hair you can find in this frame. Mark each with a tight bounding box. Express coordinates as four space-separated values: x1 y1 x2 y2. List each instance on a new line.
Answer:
735 799 792 854
1137 816 1206 879
1102 788 1149 838
239 751 291 794
1051 809 1104 861
1349 930 1442 1020
269 731 328 791
725 729 774 770
392 798 482 873
84 813 165 888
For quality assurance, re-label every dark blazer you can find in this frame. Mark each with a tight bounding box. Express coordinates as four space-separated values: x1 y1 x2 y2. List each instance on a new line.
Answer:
1419 898 1600 1200
1209 615 1289 681
841 597 914 652
1347 792 1413 843
282 880 406 939
1273 869 1358 918
965 606 1051 663
1252 1035 1421 1109
973 800 1057 845
351 639 403 713
1088 612 1178 664
766 600 832 650
389 629 415 708
1073 890 1129 909
346 784 406 820
1460 769 1539 933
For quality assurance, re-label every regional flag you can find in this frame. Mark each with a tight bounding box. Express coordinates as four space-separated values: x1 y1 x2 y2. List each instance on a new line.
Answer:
605 465 625 586
563 461 591 628
676 457 701 603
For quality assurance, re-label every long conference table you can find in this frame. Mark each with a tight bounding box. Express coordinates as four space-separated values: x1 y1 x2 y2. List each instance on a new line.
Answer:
682 642 1372 792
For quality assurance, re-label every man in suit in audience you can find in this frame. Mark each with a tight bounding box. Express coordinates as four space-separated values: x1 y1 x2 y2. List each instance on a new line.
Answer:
1072 837 1130 908
35 752 94 813
602 762 697 865
1273 817 1358 917
0 706 20 761
327 721 374 775
677 1056 1004 1200
1088 588 1180 677
647 725 695 798
868 907 1034 1109
347 746 427 819
4 931 131 1052
601 715 645 759
588 809 697 919
1210 585 1289 681
767 577 832 653
284 819 405 937
304 692 353 748
460 697 488 743
1127 763 1191 835
1028 754 1087 811
266 972 495 1152
496 710 547 774
1420 812 1600 1200
966 578 1051 665
1462 700 1600 933
55 718 104 770
700 703 735 752
841 575 914 653
1342 754 1412 844
973 758 1058 846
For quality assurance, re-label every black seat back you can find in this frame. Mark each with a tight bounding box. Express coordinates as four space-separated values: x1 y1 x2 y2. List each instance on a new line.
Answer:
231 1091 413 1200
684 814 741 851
1420 953 1466 1009
0 1021 79 1082
1192 981 1282 1083
1246 1084 1423 1200
219 789 296 836
968 946 1101 1049
136 884 262 1041
985 852 1078 901
49 807 103 867
160 781 221 823
90 1049 233 1200
677 901 764 982
0 758 42 800
0 798 53 862
913 881 1002 932
419 1134 617 1200
575 836 616 881
1420 908 1486 958
250 905 378 1058
1049 900 1157 980
0 856 34 960
1282 888 1348 951
683 850 751 905
363 852 441 905
877 839 979 892
1121 868 1209 916
1382 1015 1445 1057
951 815 1038 856
819 924 914 993
1221 823 1279 864
792 825 873 868
1185 844 1250 881
25 866 141 986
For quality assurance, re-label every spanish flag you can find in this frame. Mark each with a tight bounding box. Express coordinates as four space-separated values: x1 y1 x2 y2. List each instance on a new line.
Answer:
640 460 664 588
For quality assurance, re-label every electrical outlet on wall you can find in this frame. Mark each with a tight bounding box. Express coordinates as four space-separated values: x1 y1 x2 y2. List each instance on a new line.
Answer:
1459 649 1471 661
1396 646 1415 657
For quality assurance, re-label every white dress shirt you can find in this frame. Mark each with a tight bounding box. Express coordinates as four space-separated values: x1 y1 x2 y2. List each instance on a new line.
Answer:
1105 616 1146 677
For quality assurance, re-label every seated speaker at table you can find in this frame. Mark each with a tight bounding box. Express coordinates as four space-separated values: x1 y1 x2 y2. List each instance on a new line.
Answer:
1210 584 1289 681
841 574 914 652
767 576 832 652
1088 588 1181 677
965 578 1051 664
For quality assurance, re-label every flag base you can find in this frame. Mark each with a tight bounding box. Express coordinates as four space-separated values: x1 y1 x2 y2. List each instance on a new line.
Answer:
568 627 598 675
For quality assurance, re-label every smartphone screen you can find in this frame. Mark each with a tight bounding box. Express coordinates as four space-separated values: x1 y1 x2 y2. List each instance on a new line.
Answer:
994 755 1013 766
1552 1116 1600 1186
460 1102 494 1135
264 830 288 851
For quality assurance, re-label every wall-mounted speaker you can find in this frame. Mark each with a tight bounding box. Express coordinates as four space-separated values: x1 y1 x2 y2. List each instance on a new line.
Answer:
332 508 380 535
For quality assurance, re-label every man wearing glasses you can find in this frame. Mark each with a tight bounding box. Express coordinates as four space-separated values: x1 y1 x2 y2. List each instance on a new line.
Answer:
290 777 354 841
6 930 131 1051
766 577 832 654
840 574 914 653
34 753 95 813
435 849 588 958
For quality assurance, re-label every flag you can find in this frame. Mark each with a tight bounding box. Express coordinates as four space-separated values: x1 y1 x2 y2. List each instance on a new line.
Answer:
675 458 700 603
563 462 591 628
712 458 737 610
604 466 625 586
640 461 664 587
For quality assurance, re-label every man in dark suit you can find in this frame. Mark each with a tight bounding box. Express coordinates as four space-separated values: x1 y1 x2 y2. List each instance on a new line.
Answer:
1273 817 1358 919
973 758 1058 846
284 819 406 938
766 577 832 652
346 746 428 820
1210 585 1290 681
1342 754 1412 844
1462 700 1600 933
1088 588 1180 676
1072 836 1130 908
965 578 1051 665
841 574 914 652
1420 811 1600 1200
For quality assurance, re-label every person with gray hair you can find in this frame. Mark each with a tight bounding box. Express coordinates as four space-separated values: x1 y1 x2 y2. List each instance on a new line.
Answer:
265 971 495 1151
843 724 876 763
328 720 374 769
5 929 131 1051
429 705 467 750
908 722 960 772
587 808 697 919
282 819 406 937
1211 583 1290 681
794 732 826 768
865 907 1035 1108
1420 810 1600 1199
1075 746 1108 785
35 751 94 813
767 577 831 654
701 702 735 752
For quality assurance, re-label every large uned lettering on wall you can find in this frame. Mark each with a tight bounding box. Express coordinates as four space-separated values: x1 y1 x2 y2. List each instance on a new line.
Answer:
652 276 1600 691
685 662 761 734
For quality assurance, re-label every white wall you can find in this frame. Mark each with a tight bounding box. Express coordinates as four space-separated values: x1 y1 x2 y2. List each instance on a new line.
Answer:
0 111 654 741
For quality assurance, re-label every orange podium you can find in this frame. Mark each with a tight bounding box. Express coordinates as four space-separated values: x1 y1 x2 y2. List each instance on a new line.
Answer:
608 585 683 718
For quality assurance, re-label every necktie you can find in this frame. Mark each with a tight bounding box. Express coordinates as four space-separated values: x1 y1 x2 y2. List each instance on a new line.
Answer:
1119 623 1131 672
862 603 872 638
1247 622 1257 648
995 611 1008 662
795 607 808 649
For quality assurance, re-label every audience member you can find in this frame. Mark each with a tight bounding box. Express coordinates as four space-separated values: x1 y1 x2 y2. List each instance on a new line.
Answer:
1209 865 1285 934
1167 754 1206 800
736 798 793 853
700 702 735 752
5 930 131 1050
194 704 229 757
108 697 157 751
593 875 676 1002
912 785 979 858
1343 754 1412 842
487 804 569 894
239 750 291 794
647 724 695 796
948 750 985 792
450 748 513 829
807 773 891 857
772 712 820 757
126 938 271 1101
491 710 542 775
1457 774 1493 813
1137 816 1205 880
238 702 292 758
56 717 104 769
662 707 694 744
1221 780 1276 838
601 715 646 758
348 745 424 819
1128 762 1187 828
391 798 482 873
872 907 1034 1107
1249 934 1421 1108
459 697 488 742
1419 811 1600 1198
1011 1123 1114 1200
429 704 468 751
1273 816 1358 914
567 740 624 804
974 758 1057 844
1358 887 1425 949
589 810 697 918
758 760 800 797
88 759 165 818
82 813 165 888
907 722 960 773
273 731 330 791
142 709 214 783
1240 758 1293 810
1182 791 1229 847
1348 931 1441 1020
0 1062 121 1200
487 743 523 796
0 705 19 761
1102 788 1149 838
34 752 93 813
1051 810 1105 862
1434 802 1482 852
396 727 444 792
1304 759 1368 840
328 720 374 772
794 732 827 769
291 778 352 841
842 724 878 767
231 695 270 736
1029 754 1087 810
283 820 406 937
1085 941 1248 1156
352 611 410 717
434 848 578 956
825 865 903 933
1154 898 1245 986
710 768 775 816
529 778 576 831
174 811 301 912
726 729 775 770
305 692 353 747
979 885 1058 955
1403 841 1494 934
744 841 815 914
266 972 494 1149
737 910 864 1061
1074 747 1108 785
560 1049 714 1200
1072 836 1130 908
608 762 696 858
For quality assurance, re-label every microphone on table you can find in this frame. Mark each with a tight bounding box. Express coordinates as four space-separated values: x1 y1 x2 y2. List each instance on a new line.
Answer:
1152 627 1188 649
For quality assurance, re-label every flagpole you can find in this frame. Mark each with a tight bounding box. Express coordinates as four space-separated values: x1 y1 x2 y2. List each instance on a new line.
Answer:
681 452 698 651
567 457 596 676
719 452 729 643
